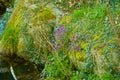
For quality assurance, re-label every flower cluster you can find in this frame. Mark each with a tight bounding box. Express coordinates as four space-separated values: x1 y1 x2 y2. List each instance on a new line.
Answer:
52 26 66 50
53 26 84 51
55 26 66 40
70 33 82 51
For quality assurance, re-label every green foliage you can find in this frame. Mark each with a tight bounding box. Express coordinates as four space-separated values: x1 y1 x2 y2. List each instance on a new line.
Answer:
1 0 120 80
1 24 20 55
41 52 72 80
42 3 120 80
102 72 114 80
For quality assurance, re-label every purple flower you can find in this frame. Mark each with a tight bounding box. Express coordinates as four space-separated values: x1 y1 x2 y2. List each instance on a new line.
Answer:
57 26 66 32
75 34 80 38
56 43 61 47
60 26 65 31
70 33 80 43
74 46 81 51
55 26 67 40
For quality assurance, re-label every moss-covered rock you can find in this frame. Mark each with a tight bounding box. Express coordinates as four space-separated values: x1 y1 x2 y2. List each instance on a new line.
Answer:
1 0 57 63
1 1 120 79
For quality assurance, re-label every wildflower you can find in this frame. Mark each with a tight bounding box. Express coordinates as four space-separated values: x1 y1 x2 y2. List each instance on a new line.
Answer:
55 26 66 40
59 26 65 31
74 46 81 51
75 33 80 38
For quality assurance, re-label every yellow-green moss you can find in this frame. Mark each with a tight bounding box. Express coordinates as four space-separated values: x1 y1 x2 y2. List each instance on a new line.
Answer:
59 16 73 26
1 25 19 55
1 0 56 61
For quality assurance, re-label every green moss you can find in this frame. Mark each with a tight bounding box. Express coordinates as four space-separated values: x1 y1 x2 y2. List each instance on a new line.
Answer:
57 4 120 79
1 1 120 79
1 24 20 55
102 72 114 80
59 16 73 26
1 0 56 62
